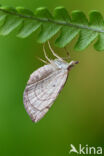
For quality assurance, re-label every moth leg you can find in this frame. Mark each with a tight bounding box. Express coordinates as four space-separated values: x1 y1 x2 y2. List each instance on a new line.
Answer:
43 44 52 63
48 41 63 61
36 56 48 64
43 44 58 68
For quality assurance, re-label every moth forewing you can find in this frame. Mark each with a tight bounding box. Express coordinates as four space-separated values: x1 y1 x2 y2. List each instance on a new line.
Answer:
23 64 68 122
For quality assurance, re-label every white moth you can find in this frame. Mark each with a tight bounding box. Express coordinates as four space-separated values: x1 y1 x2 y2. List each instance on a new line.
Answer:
23 42 79 123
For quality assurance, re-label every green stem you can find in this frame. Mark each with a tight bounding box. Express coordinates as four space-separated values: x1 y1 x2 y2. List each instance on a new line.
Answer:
0 8 104 33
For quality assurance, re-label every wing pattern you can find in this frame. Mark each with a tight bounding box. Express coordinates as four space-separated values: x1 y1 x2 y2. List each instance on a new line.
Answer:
23 64 68 122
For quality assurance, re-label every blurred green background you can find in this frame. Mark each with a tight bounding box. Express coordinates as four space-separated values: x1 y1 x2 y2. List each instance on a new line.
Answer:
0 0 104 155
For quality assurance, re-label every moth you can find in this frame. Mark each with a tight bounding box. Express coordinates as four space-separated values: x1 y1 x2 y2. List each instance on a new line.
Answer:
23 42 79 122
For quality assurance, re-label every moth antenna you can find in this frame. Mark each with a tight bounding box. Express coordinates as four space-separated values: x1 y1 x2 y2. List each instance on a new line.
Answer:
36 56 48 64
48 41 63 61
43 44 52 64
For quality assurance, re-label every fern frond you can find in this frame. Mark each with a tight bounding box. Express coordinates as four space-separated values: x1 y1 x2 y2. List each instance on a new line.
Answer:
0 5 104 51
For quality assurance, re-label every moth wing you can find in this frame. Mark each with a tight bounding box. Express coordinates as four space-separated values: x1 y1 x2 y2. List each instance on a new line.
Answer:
27 64 56 85
23 69 68 122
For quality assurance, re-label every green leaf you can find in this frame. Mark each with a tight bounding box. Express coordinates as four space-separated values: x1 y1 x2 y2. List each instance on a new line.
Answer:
0 6 7 21
54 6 71 21
55 9 80 47
16 7 34 15
75 30 98 51
94 33 104 51
89 11 103 28
89 11 104 51
17 20 41 38
17 7 41 38
0 7 23 35
36 7 61 43
0 5 104 51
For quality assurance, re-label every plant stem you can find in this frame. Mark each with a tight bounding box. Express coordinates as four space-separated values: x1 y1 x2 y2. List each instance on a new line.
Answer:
0 8 104 33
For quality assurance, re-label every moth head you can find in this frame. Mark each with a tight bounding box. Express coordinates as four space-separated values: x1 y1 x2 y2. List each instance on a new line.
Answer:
53 59 79 70
68 60 79 71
